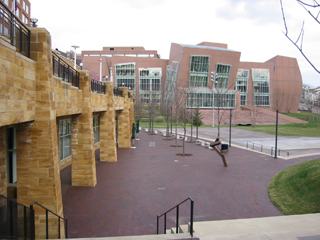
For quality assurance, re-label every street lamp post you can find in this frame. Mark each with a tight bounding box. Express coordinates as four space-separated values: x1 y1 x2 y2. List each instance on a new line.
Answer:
211 71 218 127
99 59 102 81
71 45 79 69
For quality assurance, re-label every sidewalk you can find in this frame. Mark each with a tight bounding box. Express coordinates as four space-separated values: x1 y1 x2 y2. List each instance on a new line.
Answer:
170 127 320 159
61 129 319 238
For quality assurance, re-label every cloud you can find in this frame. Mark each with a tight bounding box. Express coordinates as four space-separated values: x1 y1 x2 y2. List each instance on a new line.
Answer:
216 0 281 24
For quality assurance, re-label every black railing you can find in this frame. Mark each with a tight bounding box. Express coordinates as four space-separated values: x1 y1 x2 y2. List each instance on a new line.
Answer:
246 141 290 157
52 51 79 88
113 87 123 97
0 1 30 57
91 80 106 94
30 202 67 240
0 195 32 240
157 198 194 237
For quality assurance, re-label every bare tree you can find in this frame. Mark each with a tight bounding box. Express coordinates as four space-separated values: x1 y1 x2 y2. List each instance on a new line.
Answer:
160 98 172 140
176 86 189 156
280 0 320 74
134 99 143 121
146 90 158 134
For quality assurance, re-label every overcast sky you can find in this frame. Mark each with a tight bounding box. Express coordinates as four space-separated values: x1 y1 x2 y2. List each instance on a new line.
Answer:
30 0 320 87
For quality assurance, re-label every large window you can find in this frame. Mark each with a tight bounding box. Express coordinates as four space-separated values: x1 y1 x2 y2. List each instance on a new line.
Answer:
115 63 136 91
252 69 270 106
215 64 231 89
7 128 17 184
186 90 236 109
59 119 72 160
187 91 213 108
235 69 249 106
139 68 162 104
214 91 236 109
189 56 209 87
93 115 100 144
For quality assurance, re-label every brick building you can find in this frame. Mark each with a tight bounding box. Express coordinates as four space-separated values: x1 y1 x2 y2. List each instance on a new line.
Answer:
1 0 31 25
81 42 303 122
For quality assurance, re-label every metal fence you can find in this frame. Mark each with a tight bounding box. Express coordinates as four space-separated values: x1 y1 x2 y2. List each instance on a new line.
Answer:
52 52 79 88
91 80 106 94
0 1 30 57
0 195 32 240
246 142 290 157
113 88 123 97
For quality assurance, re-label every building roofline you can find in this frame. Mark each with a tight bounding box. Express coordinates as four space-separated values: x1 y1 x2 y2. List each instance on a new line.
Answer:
176 43 239 53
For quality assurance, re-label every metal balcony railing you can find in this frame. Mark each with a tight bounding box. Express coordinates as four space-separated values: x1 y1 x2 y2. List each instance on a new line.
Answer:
91 80 106 94
52 51 79 88
0 1 30 57
113 87 123 97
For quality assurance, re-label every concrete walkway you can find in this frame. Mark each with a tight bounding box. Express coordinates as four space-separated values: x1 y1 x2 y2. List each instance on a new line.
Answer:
172 127 320 159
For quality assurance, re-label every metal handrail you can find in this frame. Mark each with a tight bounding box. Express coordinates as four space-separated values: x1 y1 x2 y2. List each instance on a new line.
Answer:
30 201 67 239
52 51 79 88
157 197 194 237
246 141 290 157
91 80 106 94
0 195 32 239
113 87 123 97
0 1 30 57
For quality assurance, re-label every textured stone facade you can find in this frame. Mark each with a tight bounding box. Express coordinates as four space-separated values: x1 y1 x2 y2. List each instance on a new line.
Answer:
0 27 133 238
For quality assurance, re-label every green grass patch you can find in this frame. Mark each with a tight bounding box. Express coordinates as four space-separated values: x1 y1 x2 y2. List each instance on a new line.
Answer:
138 120 213 129
268 158 320 215
233 112 320 137
234 123 320 136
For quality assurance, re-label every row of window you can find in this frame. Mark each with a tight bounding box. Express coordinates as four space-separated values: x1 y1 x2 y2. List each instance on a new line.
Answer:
3 0 29 24
186 91 236 109
114 60 270 107
5 115 101 185
59 115 100 161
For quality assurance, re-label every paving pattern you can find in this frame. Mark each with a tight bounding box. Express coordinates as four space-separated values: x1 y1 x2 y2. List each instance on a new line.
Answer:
61 131 318 238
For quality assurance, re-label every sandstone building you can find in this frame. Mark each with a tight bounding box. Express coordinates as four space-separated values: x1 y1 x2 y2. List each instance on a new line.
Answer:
0 21 134 238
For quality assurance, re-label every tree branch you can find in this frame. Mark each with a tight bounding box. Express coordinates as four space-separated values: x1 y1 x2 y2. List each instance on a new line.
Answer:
280 0 320 74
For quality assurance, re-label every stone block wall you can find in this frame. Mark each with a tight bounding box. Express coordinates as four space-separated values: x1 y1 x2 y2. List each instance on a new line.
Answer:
0 26 134 239
118 87 131 148
0 38 36 127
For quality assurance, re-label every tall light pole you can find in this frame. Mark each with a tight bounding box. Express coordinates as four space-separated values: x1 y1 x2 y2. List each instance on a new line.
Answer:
99 59 102 81
71 45 79 69
211 71 218 127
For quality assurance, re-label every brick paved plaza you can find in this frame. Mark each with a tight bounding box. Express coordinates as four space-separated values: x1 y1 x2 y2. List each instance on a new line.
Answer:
61 131 317 238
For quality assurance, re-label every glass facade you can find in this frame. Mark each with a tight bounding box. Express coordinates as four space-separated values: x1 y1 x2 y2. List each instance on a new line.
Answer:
164 61 179 105
189 56 210 87
139 68 162 104
59 119 72 160
215 64 231 89
252 69 270 106
235 69 249 106
186 90 236 109
214 91 236 109
115 63 136 91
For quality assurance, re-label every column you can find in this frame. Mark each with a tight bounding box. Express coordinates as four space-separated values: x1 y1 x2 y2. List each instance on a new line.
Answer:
117 87 131 148
71 71 97 186
100 82 117 162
